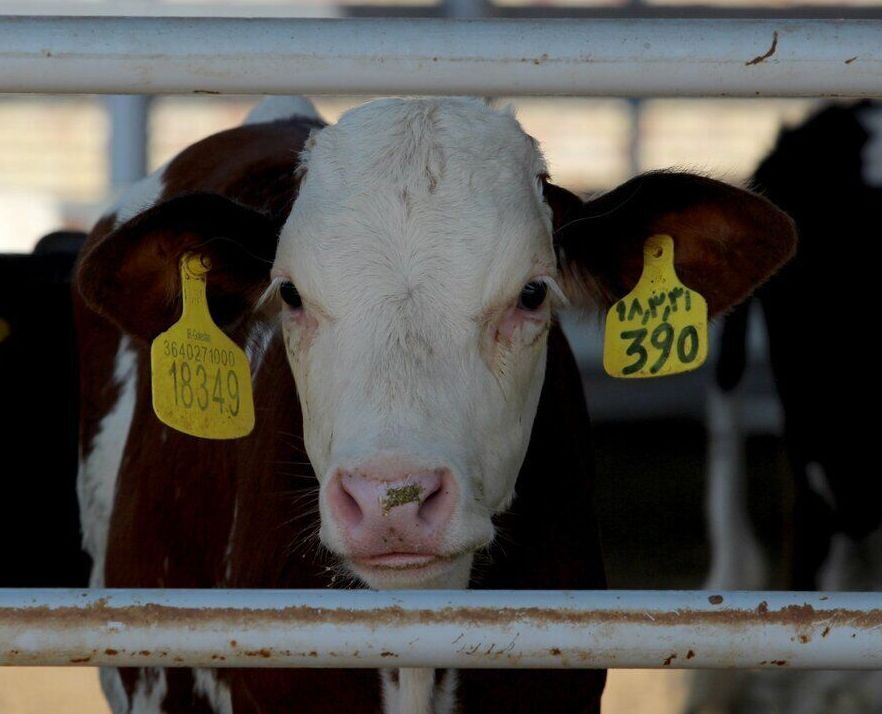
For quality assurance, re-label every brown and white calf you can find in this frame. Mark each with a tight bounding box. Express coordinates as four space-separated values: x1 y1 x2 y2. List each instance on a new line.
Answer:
74 96 795 714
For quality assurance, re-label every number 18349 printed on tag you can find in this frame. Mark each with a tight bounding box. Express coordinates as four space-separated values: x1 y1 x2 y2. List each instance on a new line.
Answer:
150 253 255 439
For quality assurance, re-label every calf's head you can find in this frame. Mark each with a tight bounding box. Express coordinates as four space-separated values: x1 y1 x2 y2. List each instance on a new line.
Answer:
79 98 795 589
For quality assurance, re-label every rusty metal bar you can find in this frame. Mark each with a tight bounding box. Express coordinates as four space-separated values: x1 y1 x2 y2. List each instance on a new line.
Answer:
1 589 880 669
1 17 882 97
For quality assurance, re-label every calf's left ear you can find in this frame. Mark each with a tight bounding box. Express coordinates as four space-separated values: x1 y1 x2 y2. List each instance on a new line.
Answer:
549 171 797 317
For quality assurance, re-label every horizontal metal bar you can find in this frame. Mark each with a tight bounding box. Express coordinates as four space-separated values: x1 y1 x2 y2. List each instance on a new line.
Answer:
2 589 881 669
347 4 882 20
8 1 882 20
1 17 881 97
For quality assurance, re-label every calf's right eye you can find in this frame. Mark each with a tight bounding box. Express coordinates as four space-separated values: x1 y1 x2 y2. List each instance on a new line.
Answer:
518 280 548 311
279 281 303 310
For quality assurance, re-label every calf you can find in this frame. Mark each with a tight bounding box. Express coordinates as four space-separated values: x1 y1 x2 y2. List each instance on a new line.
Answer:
689 100 882 714
74 96 795 714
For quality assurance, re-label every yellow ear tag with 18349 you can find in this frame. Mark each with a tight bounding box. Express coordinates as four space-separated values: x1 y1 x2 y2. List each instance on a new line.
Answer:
150 253 255 439
603 235 708 378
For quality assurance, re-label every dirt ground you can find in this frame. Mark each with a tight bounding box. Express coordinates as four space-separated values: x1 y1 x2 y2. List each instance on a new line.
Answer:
0 667 688 713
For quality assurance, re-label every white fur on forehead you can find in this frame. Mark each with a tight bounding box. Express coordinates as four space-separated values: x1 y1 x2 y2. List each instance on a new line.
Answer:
300 97 548 194
280 96 557 321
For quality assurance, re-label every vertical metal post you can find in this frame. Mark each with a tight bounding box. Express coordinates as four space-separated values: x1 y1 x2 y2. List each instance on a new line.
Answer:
626 97 642 177
105 94 150 191
443 0 492 19
625 0 644 177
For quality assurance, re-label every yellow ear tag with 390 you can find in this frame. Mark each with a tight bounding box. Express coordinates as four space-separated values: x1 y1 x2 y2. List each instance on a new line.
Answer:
150 253 255 438
603 235 708 378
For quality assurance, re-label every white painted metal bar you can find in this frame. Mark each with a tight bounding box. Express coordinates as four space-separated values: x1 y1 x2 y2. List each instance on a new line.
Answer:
2 589 881 669
1 17 881 97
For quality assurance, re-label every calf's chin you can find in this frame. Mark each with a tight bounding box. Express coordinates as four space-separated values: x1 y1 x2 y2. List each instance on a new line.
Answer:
349 551 476 590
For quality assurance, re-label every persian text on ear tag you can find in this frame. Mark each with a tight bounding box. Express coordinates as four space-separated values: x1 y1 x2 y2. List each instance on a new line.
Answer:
603 235 708 379
150 253 255 439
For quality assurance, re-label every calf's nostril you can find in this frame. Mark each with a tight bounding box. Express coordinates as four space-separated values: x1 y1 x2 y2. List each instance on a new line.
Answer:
337 480 364 525
418 484 446 524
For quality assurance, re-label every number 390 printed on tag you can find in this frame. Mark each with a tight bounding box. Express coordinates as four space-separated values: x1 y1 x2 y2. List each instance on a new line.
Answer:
150 253 255 439
603 235 708 379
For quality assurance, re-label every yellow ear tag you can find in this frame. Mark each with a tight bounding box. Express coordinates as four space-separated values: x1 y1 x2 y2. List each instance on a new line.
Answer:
150 253 255 439
603 235 708 379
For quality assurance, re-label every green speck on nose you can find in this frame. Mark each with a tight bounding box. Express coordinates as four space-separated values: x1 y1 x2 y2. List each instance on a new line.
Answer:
381 484 423 515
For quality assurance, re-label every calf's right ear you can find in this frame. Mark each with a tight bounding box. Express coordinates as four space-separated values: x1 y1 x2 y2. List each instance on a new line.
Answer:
77 192 283 341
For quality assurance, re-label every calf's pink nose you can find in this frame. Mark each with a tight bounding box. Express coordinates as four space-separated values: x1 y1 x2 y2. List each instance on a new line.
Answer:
328 467 456 555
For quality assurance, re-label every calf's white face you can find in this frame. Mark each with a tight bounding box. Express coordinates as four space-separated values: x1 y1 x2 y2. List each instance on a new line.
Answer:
271 98 559 589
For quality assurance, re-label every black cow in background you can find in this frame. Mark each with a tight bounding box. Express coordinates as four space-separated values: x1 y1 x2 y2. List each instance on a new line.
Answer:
0 231 91 587
688 101 882 713
722 100 882 590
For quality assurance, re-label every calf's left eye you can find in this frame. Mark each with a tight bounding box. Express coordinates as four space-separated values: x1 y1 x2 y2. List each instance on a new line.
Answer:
518 281 548 311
